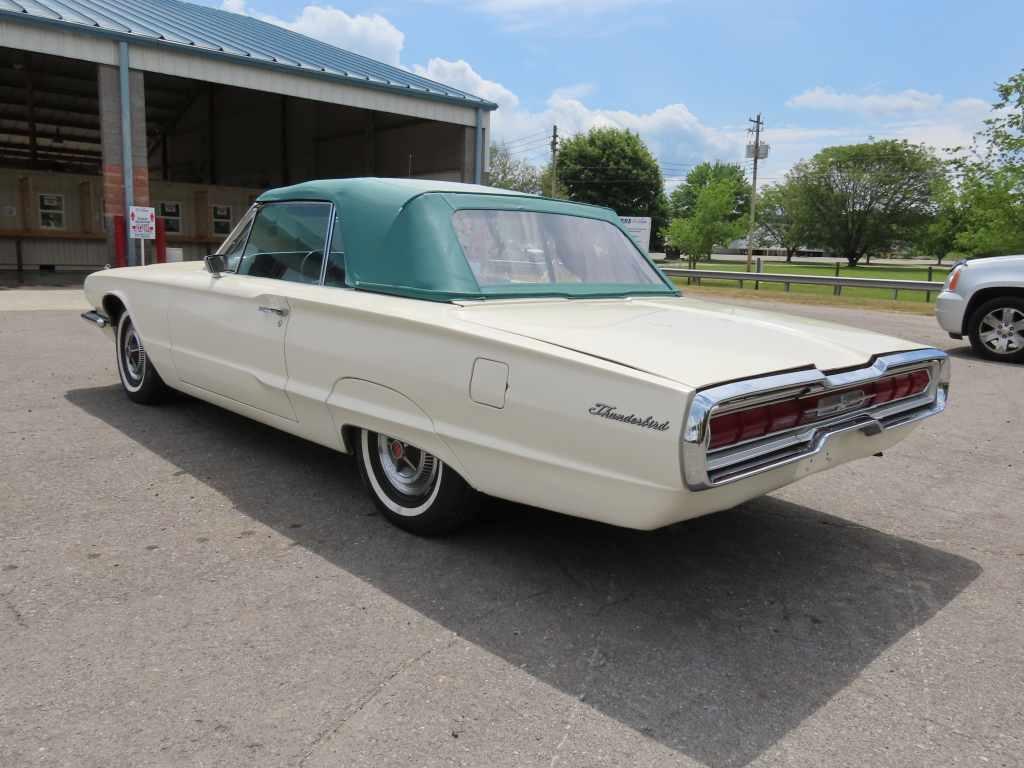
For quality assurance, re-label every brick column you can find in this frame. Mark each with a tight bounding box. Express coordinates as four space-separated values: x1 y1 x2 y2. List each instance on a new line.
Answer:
97 64 148 261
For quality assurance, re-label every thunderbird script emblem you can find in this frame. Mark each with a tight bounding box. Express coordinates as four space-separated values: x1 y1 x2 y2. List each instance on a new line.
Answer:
589 403 670 431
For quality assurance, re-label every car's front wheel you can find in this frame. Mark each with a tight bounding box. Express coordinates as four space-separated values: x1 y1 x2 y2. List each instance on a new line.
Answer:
967 297 1024 363
355 429 476 535
116 314 168 403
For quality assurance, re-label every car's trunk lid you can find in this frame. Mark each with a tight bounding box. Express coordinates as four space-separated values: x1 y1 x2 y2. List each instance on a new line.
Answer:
457 296 919 388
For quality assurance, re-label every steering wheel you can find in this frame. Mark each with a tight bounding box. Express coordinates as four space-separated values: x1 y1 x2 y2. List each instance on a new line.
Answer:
298 250 322 282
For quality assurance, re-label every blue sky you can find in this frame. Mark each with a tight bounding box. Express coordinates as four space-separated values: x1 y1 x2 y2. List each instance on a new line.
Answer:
203 0 1024 186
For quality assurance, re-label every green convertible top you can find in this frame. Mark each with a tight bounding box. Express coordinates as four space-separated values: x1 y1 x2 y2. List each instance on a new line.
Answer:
257 178 676 302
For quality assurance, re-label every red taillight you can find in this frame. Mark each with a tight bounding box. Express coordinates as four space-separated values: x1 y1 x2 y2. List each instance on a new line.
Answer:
768 400 801 431
874 376 895 404
738 406 770 441
708 412 741 449
707 368 932 450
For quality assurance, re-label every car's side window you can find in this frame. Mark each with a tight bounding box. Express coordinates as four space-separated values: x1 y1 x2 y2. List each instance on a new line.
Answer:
237 202 332 284
323 211 346 288
215 205 257 272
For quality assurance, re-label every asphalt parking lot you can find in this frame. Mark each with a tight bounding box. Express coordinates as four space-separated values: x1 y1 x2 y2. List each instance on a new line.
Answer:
1 292 1021 768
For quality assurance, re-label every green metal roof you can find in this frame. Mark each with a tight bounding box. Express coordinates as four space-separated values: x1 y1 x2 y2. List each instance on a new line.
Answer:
257 178 677 302
0 0 498 110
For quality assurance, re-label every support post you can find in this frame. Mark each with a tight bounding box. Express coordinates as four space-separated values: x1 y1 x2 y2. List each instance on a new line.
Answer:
474 108 484 185
280 95 289 185
118 41 135 266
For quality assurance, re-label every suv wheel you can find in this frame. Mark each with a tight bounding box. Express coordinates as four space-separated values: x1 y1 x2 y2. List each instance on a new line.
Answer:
967 297 1024 363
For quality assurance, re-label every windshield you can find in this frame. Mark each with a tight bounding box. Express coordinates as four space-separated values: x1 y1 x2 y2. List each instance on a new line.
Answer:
451 209 672 297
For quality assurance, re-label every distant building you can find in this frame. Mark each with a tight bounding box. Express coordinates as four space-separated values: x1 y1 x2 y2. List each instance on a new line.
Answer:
0 0 497 271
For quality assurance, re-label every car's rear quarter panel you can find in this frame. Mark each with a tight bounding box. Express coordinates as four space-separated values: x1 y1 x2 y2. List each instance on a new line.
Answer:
282 290 694 527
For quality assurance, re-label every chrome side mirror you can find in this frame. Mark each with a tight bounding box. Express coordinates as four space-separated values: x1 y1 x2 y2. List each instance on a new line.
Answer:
205 253 226 277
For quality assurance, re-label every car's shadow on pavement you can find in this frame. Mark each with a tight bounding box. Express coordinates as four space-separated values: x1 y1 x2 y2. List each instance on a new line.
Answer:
943 345 1022 366
66 385 981 768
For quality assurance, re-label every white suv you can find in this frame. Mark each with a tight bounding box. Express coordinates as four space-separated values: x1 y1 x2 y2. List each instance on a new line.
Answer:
936 254 1024 362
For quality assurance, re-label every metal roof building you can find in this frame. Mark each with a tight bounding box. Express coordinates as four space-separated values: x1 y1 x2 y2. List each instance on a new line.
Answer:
0 0 497 270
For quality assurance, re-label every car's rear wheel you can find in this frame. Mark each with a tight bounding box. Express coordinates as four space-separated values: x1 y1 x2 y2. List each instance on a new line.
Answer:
116 314 168 403
355 428 476 535
967 297 1024 363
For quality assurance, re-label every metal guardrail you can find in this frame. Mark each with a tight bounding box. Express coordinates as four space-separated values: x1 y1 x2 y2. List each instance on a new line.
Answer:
661 267 946 301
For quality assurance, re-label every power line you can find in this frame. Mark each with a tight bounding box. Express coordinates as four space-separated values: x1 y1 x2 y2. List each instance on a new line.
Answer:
498 130 549 147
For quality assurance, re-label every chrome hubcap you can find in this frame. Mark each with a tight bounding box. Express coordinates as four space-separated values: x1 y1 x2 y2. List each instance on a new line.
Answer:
123 327 146 382
376 434 438 497
979 308 1024 355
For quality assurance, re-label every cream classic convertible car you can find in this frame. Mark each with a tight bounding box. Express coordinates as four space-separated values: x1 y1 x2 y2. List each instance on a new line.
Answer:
82 179 950 535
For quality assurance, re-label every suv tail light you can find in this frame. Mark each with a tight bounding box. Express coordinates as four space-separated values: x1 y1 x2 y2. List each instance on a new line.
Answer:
708 368 931 451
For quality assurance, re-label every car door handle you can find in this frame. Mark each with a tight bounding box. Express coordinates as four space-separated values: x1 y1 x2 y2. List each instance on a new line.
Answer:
258 305 289 317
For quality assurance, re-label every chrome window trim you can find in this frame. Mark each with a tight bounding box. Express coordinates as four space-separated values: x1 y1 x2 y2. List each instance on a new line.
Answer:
318 204 337 286
214 203 259 273
235 200 334 283
681 348 950 490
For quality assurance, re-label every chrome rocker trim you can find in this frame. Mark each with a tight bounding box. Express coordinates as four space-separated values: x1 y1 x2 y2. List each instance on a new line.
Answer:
81 310 111 328
681 348 950 490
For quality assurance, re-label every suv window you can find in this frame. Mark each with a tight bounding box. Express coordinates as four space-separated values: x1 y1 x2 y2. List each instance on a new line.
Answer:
239 202 332 283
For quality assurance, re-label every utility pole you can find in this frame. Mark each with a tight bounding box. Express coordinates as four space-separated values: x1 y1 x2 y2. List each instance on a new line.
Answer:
549 124 559 197
745 113 764 271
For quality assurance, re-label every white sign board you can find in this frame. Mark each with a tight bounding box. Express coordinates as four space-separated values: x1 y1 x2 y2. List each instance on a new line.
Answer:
619 216 652 254
129 206 156 240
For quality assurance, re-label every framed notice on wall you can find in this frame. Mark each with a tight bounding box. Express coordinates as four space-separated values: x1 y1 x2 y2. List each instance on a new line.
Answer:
212 205 232 236
158 202 182 234
39 193 65 230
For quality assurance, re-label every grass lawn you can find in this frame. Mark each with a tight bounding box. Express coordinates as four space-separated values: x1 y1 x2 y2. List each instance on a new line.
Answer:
661 258 950 305
675 282 938 316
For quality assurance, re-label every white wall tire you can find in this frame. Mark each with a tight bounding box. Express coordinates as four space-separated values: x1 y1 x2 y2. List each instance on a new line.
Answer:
115 315 168 404
355 429 476 535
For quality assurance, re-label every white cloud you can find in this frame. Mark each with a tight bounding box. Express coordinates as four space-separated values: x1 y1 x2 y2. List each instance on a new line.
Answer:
413 58 519 109
220 1 405 66
415 58 740 181
786 86 944 115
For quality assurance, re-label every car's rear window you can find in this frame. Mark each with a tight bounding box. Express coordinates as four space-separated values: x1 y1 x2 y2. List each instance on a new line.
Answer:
451 209 668 295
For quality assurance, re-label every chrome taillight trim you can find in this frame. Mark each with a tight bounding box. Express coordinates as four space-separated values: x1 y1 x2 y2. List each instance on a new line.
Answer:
681 348 950 490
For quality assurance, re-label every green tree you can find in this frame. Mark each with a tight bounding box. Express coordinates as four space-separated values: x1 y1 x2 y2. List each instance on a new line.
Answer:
919 178 969 262
955 170 1024 255
555 127 668 235
664 178 745 261
755 183 811 261
488 143 542 194
538 162 568 199
669 161 751 221
949 68 1024 256
787 139 945 266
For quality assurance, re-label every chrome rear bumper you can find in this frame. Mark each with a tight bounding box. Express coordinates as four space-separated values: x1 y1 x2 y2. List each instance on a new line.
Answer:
681 349 950 490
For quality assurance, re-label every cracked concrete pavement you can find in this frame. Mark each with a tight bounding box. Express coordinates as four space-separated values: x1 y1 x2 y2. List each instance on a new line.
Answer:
1 292 1021 767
